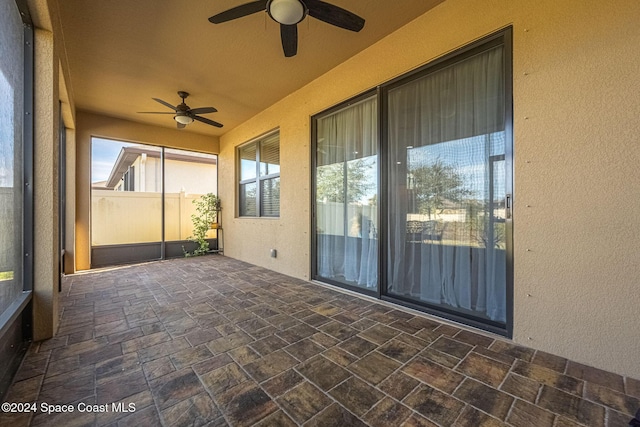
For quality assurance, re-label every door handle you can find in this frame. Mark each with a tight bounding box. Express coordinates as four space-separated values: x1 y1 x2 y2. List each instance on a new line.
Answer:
506 194 512 219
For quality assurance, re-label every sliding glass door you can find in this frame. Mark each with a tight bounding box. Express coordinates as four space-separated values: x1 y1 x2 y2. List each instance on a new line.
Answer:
313 30 512 334
386 42 509 328
313 94 379 293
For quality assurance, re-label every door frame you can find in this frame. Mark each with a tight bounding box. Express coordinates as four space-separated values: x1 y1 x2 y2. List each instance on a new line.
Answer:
311 27 514 336
380 28 513 337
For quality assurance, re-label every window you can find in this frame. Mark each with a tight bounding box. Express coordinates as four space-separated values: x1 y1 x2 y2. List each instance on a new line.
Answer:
122 167 134 191
238 132 280 217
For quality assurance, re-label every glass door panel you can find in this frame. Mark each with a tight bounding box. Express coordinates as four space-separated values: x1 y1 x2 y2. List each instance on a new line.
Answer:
385 44 509 326
314 96 379 291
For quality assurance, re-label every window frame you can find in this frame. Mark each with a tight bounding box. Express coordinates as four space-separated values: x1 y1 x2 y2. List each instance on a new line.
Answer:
237 130 280 218
379 27 514 337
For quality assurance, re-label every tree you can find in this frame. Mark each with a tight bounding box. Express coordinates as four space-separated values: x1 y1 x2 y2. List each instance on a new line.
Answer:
316 158 374 204
184 193 219 257
410 159 471 218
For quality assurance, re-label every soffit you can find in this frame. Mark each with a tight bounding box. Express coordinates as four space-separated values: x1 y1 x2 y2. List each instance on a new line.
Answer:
57 0 444 137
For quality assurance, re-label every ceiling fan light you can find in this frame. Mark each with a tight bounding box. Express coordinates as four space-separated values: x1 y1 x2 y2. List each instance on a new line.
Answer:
174 114 194 125
268 0 305 25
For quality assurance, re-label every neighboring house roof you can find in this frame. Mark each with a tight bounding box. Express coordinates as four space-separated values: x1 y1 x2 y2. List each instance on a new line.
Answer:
91 180 109 190
104 146 216 189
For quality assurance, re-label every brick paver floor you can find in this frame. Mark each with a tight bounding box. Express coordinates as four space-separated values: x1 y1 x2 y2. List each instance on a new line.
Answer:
1 256 638 426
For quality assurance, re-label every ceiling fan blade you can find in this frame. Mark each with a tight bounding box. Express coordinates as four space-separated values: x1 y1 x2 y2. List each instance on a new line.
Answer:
305 0 365 32
177 122 186 129
137 111 175 114
152 98 178 111
189 107 218 115
193 115 223 128
209 0 268 24
280 24 298 57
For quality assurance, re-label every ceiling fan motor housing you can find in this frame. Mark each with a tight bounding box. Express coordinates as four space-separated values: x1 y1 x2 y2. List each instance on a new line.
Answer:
139 91 223 128
267 0 307 25
174 111 193 125
208 0 364 58
175 92 193 124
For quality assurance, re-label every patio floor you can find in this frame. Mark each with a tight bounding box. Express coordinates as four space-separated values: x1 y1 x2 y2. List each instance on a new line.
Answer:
1 256 638 427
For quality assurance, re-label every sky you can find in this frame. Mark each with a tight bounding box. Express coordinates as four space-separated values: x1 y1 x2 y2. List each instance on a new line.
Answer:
91 138 217 185
0 70 14 187
91 138 131 183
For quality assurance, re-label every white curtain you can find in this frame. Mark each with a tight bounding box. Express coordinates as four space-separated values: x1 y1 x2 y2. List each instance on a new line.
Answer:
387 46 507 322
316 97 378 289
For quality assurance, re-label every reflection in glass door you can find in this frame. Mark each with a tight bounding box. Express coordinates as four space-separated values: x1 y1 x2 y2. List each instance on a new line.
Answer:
385 41 511 330
314 95 379 292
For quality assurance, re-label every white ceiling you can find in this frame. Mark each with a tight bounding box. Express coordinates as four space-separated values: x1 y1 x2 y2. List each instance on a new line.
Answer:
57 0 443 137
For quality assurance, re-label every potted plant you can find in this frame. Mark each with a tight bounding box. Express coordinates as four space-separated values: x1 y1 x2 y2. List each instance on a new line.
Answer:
183 193 219 257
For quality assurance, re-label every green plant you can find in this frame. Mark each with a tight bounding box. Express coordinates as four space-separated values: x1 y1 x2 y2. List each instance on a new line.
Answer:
316 158 375 203
184 193 219 257
0 271 14 281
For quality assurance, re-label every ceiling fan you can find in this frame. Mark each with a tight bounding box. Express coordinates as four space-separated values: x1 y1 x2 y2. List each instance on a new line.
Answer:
209 0 365 57
138 91 223 129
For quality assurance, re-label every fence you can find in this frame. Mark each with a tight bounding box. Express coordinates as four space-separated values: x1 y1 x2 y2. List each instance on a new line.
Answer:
91 190 217 246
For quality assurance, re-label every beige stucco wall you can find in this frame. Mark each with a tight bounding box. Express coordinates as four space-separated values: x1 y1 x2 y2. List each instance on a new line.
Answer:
28 0 79 339
218 0 640 378
33 28 59 341
74 111 219 270
164 158 217 194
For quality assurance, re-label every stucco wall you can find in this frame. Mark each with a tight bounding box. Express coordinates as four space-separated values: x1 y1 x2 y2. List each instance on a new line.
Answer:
28 0 80 340
218 0 640 378
33 27 59 341
74 111 219 270
164 159 217 194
